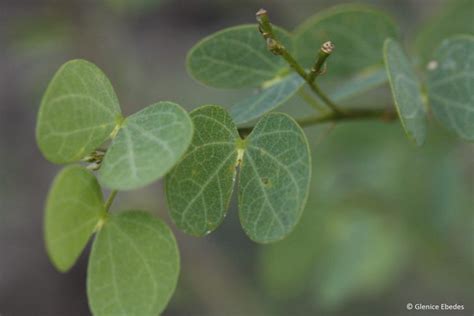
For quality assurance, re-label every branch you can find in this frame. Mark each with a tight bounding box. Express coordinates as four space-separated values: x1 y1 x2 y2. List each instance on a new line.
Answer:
238 108 397 137
256 8 343 114
104 190 118 212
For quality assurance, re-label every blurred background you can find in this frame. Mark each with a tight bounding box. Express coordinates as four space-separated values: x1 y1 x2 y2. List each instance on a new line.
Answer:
0 0 472 315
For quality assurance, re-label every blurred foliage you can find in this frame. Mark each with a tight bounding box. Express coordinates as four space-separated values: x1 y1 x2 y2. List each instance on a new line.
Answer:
103 0 163 15
415 0 474 64
258 121 473 314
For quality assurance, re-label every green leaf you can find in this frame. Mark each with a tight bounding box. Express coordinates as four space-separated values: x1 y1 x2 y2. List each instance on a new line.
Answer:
239 113 311 243
330 67 387 102
187 24 291 89
427 35 474 141
415 0 474 64
99 102 193 190
294 5 398 77
230 73 305 125
166 105 240 236
45 166 105 272
384 38 426 146
87 211 179 316
166 107 311 242
36 59 122 163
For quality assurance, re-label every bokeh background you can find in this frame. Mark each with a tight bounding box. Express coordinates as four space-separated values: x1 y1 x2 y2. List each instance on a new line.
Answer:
0 0 472 315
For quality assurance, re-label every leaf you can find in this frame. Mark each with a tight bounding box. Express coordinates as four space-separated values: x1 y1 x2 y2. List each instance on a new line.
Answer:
294 5 398 77
329 66 387 102
36 59 122 163
426 35 474 141
99 102 193 190
166 107 312 242
230 73 305 125
239 113 311 243
384 38 426 146
87 211 179 316
44 166 105 272
187 24 291 89
166 105 240 236
415 0 474 64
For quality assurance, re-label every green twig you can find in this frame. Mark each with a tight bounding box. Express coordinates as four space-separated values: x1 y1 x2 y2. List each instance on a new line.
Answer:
238 108 397 137
298 88 327 112
256 8 343 114
297 108 397 127
104 190 118 212
308 41 334 82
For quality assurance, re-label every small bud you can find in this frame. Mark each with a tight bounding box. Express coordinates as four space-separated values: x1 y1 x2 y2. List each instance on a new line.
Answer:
266 38 282 55
256 8 267 18
86 161 101 171
266 38 276 47
256 8 272 34
321 41 335 54
427 60 438 71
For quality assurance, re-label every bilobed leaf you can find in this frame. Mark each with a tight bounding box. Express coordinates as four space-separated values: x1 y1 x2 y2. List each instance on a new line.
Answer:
294 5 398 77
384 38 426 146
427 35 474 141
45 166 105 272
187 24 291 89
415 0 474 64
330 67 387 102
166 105 240 236
230 73 305 125
36 59 121 163
239 113 311 243
87 211 179 316
99 102 193 190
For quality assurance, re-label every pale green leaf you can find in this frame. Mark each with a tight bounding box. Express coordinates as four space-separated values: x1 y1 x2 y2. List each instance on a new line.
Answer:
239 113 311 243
187 24 291 89
36 59 122 163
415 0 474 64
427 35 474 141
45 166 105 272
230 73 305 125
384 38 426 146
166 105 240 236
99 102 193 190
330 67 387 102
294 5 398 77
87 211 179 316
